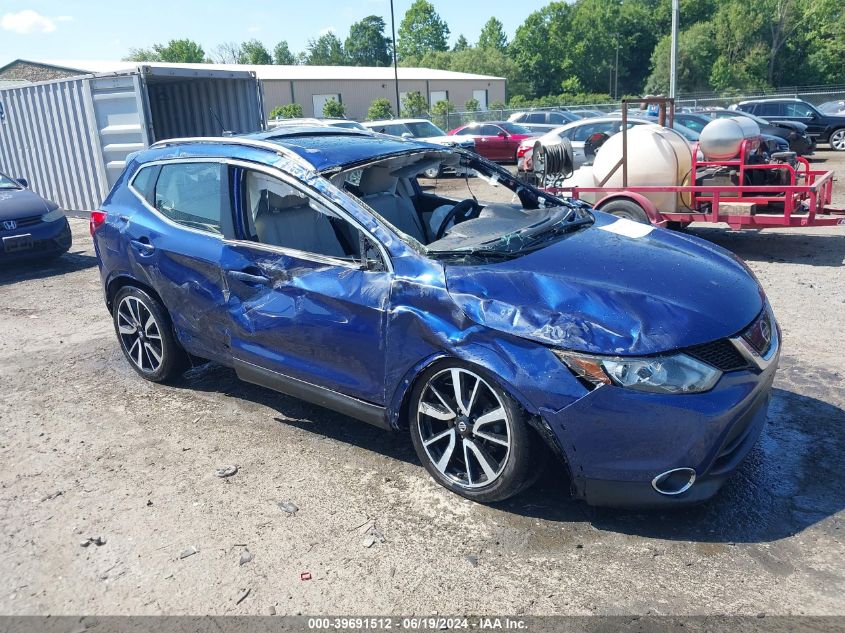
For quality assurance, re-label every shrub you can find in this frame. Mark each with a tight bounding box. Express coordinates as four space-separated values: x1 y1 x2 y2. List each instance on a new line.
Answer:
323 98 346 118
464 97 480 112
367 97 393 120
269 103 303 119
401 91 428 118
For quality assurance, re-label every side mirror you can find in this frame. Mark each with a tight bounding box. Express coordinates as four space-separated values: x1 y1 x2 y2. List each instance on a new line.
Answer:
498 131 508 138
16 178 28 188
401 132 413 139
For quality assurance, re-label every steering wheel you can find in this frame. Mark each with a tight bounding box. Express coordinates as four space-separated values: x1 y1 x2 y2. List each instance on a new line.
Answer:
435 199 479 240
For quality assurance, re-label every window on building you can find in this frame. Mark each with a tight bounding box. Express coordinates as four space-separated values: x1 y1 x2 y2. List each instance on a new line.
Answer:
312 93 342 117
429 90 448 106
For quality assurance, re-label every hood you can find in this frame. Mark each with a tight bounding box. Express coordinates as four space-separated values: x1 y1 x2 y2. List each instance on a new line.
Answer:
444 212 764 356
0 188 56 221
423 135 475 147
768 119 808 133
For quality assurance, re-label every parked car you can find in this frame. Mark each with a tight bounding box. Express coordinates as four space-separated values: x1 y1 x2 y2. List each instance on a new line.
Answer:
567 109 605 119
447 121 538 162
516 117 654 172
704 108 815 156
0 170 71 263
734 98 845 151
268 117 368 131
817 100 845 116
508 110 581 132
92 124 779 507
362 118 475 177
655 112 791 154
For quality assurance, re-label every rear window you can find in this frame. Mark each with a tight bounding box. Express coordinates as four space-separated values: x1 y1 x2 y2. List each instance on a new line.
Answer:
154 162 227 235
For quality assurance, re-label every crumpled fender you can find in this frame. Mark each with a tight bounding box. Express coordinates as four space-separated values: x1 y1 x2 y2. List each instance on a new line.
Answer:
443 212 764 356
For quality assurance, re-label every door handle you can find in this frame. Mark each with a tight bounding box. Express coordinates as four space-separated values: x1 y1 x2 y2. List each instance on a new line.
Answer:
129 238 155 255
226 269 271 286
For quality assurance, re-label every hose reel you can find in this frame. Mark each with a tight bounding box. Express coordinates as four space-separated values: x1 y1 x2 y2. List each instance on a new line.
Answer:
533 138 574 187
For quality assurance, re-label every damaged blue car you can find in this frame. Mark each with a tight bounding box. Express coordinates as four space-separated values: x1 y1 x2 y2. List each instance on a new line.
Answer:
92 126 779 507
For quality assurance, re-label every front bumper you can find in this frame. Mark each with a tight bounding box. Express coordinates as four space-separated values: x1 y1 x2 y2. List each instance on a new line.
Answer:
0 216 72 262
540 346 779 508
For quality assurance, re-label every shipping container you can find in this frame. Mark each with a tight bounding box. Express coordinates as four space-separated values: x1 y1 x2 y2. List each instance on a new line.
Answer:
0 65 265 211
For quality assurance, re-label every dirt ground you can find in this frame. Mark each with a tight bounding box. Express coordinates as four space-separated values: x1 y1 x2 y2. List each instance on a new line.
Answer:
1 150 844 617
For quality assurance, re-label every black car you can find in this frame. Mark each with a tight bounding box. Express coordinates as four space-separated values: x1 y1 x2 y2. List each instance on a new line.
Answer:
704 108 815 156
734 98 845 151
0 171 71 262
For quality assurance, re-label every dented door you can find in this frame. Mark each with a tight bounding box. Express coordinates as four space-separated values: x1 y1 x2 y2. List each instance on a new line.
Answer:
221 242 392 404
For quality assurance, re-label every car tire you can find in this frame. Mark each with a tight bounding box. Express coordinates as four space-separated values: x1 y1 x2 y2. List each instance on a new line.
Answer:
598 198 651 224
409 361 537 503
112 286 187 383
829 128 845 151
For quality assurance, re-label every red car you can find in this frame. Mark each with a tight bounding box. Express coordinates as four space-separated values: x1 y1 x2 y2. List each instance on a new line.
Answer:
447 121 538 162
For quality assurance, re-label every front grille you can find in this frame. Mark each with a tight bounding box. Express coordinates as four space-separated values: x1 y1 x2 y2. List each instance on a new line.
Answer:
3 214 41 229
684 339 749 372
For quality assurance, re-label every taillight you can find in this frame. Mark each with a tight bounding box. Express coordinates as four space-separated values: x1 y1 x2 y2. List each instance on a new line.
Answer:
517 145 530 157
90 210 107 236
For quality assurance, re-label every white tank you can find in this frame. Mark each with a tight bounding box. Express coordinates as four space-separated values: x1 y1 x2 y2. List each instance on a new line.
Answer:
590 125 693 213
699 117 761 160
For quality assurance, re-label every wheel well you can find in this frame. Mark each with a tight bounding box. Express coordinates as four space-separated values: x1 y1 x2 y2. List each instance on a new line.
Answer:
392 356 572 477
105 276 165 314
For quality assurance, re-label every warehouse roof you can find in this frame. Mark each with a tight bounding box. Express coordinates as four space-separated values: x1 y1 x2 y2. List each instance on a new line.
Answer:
3 59 504 82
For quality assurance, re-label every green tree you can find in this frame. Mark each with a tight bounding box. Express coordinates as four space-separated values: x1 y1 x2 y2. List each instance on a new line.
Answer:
450 47 530 101
323 98 346 118
346 15 391 66
270 103 304 119
509 3 570 98
430 99 454 130
464 97 480 112
238 39 272 64
397 0 450 60
645 21 718 93
367 97 393 119
305 32 347 65
211 42 241 64
453 34 469 52
477 17 508 51
126 38 207 63
273 41 297 65
489 99 506 112
401 91 428 117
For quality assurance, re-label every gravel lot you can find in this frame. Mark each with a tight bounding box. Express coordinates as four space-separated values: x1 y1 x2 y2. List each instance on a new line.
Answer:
1 150 844 617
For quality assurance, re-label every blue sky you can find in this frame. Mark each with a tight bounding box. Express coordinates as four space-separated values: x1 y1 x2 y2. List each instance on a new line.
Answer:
0 1 548 65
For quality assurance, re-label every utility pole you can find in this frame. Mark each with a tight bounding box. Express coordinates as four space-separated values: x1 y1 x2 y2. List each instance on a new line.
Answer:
669 0 679 98
614 41 620 100
390 0 401 117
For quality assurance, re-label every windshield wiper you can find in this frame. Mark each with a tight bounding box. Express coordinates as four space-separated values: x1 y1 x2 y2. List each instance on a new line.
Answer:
429 247 517 261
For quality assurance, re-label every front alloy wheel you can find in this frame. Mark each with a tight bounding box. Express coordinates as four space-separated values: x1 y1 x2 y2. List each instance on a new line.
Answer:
829 128 845 151
410 363 538 502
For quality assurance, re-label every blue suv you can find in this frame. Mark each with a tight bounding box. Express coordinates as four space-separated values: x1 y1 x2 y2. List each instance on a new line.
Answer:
92 126 779 507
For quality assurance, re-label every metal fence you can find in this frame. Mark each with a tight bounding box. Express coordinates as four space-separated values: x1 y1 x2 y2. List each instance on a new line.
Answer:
432 84 845 131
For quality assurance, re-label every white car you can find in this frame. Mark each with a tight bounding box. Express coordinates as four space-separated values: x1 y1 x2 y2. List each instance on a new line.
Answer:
362 118 475 178
517 117 657 172
268 117 368 131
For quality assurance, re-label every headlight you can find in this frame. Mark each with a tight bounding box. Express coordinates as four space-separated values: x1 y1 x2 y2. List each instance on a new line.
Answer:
41 207 65 223
554 350 721 394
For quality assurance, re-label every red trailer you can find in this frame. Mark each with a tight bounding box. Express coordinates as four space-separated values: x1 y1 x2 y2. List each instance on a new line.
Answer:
539 98 845 230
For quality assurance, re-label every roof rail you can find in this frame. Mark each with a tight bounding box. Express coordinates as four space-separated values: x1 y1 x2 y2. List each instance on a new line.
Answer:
149 136 314 169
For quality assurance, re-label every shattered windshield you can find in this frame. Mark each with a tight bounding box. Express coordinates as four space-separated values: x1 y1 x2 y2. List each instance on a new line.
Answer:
331 147 592 263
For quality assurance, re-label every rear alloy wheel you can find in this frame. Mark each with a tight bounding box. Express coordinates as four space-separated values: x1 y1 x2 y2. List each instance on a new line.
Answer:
829 128 845 151
409 363 536 502
599 198 651 224
113 286 186 382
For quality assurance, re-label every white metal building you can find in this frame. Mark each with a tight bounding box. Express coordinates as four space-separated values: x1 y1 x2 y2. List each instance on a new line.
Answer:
3 60 506 121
